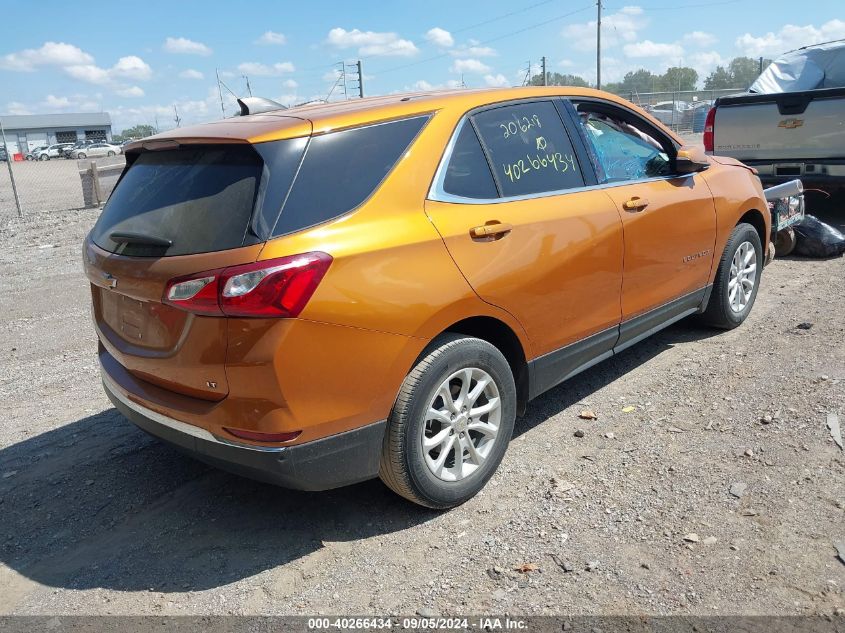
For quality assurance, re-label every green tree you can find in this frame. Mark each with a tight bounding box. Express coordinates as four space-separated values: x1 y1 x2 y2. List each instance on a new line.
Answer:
704 56 772 90
530 71 590 87
118 124 157 140
656 66 698 92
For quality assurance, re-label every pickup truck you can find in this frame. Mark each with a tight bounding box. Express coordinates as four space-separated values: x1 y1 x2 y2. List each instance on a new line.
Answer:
704 40 845 191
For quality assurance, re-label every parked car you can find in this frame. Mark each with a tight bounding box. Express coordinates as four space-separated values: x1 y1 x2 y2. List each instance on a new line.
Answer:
25 145 47 160
644 100 691 126
84 87 769 508
705 40 845 191
0 146 7 162
62 140 96 158
32 143 74 160
70 142 121 159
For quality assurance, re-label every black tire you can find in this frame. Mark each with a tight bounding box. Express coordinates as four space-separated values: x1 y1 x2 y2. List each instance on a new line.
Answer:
700 222 762 329
77 153 86 159
379 334 516 509
39 154 48 161
774 227 796 257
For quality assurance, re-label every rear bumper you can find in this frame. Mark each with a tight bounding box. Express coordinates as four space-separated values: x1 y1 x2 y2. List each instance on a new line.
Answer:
742 159 845 188
102 371 386 491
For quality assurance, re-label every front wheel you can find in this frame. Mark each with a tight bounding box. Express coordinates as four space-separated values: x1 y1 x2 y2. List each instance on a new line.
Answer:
379 334 516 509
77 153 86 159
700 222 762 329
39 154 48 161
107 151 115 157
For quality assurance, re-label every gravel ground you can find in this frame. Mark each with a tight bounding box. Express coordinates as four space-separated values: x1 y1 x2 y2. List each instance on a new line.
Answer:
0 203 843 617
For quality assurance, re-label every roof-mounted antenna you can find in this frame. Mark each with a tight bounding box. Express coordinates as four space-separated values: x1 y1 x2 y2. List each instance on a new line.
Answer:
237 96 288 116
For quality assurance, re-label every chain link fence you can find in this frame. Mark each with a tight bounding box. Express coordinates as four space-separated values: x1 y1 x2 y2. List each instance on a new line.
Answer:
1 152 124 219
609 88 744 134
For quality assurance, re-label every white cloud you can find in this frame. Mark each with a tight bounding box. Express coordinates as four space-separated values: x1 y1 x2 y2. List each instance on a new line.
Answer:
563 6 647 51
483 73 508 87
116 86 145 98
425 27 454 48
449 45 497 58
411 79 434 91
255 31 286 46
283 78 298 88
64 64 111 84
6 101 31 115
327 28 419 57
0 41 93 71
111 55 152 80
163 37 212 56
40 93 101 112
623 40 684 58
61 55 153 87
735 19 845 57
687 51 726 78
684 31 717 48
179 68 204 80
237 61 295 76
450 58 491 74
558 59 575 68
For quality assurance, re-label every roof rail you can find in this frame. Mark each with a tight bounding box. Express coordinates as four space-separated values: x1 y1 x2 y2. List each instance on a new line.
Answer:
237 96 287 116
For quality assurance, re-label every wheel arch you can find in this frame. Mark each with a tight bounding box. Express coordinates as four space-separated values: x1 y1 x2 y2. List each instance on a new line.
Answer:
428 316 531 416
738 208 768 246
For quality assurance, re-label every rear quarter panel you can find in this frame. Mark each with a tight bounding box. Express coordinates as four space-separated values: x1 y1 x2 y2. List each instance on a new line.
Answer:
700 161 770 282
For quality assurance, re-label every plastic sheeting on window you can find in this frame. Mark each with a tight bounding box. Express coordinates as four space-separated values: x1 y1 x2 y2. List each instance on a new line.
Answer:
750 40 845 94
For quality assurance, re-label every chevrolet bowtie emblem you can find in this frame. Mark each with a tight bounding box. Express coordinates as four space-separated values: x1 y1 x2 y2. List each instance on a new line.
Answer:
778 118 804 129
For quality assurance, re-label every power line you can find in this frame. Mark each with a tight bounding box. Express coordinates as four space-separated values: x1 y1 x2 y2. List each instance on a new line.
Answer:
375 4 593 76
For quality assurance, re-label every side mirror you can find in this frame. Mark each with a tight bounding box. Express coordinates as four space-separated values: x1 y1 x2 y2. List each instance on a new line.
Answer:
675 146 710 174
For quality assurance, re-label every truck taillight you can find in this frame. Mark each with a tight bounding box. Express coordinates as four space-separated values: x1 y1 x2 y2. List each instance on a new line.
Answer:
703 107 716 153
163 252 332 318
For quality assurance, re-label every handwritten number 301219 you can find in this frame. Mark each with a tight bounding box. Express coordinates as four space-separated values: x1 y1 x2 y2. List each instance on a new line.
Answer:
500 115 542 139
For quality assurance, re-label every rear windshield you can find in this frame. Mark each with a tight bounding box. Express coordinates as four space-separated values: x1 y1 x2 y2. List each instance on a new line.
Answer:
91 145 265 257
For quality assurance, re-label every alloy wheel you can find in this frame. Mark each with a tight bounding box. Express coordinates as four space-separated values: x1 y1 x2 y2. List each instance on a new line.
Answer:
728 240 757 313
421 367 501 482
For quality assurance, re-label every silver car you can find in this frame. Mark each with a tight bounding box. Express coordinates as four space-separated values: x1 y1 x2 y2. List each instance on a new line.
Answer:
33 143 75 160
70 142 122 159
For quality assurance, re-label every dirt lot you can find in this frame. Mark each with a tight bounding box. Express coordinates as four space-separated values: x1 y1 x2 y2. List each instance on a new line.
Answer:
0 204 843 617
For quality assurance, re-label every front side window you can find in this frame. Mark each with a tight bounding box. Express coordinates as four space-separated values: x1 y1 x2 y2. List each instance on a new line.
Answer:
272 115 429 236
472 101 584 197
442 122 498 199
577 109 671 182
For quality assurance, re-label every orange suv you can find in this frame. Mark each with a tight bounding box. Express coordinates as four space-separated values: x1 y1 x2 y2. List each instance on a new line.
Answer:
84 87 769 508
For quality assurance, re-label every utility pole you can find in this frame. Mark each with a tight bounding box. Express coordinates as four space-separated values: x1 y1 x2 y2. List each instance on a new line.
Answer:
541 56 547 86
0 119 22 217
758 56 763 74
522 60 531 86
347 60 364 98
215 68 226 117
596 0 602 90
243 75 252 97
154 115 160 133
173 105 181 128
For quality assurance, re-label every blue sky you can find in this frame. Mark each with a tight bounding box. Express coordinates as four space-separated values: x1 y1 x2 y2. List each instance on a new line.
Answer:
1 0 843 132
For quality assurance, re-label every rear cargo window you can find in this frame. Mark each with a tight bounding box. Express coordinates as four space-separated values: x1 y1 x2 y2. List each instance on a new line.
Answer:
272 115 428 237
91 145 266 257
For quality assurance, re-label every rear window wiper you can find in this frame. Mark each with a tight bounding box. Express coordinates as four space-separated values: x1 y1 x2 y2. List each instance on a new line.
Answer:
109 231 173 247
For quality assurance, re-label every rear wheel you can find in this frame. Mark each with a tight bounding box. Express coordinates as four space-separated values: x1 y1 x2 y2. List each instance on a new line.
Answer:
77 153 86 159
700 223 762 329
107 151 115 157
39 154 48 161
379 334 516 509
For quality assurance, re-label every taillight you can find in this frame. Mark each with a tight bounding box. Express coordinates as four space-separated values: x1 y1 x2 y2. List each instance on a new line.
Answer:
703 107 716 153
163 252 332 318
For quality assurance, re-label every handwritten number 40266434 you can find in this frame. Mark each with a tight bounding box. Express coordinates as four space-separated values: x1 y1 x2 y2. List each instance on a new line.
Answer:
500 114 542 139
502 152 576 183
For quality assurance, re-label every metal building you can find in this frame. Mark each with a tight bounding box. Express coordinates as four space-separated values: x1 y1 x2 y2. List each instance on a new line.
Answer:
0 112 112 156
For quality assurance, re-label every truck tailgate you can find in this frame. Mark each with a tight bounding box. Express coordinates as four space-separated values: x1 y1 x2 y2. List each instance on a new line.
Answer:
713 87 845 161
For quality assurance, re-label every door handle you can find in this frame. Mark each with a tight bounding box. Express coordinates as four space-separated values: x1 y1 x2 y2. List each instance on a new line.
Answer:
623 197 649 211
470 222 513 239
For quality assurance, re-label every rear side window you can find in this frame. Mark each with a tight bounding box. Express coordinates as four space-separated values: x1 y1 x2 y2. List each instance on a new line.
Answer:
272 115 428 237
473 101 584 197
91 145 264 257
442 123 498 199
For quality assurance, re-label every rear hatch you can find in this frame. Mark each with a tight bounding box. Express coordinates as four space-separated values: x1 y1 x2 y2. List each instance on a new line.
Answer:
85 118 310 400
